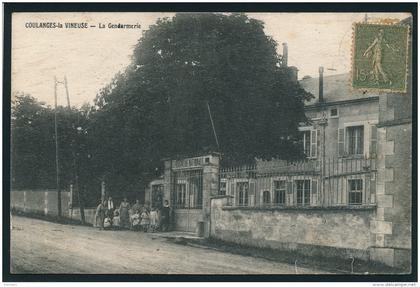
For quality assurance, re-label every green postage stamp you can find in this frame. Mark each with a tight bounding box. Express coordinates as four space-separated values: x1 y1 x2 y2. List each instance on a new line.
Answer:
352 23 410 93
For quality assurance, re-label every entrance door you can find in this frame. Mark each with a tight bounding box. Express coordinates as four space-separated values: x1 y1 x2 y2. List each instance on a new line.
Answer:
172 169 203 232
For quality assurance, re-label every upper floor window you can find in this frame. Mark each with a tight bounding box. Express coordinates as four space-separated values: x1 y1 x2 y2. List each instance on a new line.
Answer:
302 131 311 157
347 126 364 155
300 129 318 158
330 108 339 117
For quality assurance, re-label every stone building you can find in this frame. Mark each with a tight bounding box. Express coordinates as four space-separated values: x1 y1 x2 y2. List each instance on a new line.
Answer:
145 31 412 270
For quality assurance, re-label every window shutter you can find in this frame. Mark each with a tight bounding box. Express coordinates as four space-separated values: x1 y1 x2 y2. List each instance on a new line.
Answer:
249 181 256 195
312 180 318 194
287 181 293 205
316 129 320 158
230 182 235 204
249 181 256 206
310 130 317 158
312 180 318 205
338 128 345 156
370 125 377 158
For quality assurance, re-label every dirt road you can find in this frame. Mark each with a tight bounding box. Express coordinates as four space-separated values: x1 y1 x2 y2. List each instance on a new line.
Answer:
10 215 329 274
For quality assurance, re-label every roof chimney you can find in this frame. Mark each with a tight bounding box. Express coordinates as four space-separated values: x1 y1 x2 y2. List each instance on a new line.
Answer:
319 66 324 103
282 43 288 67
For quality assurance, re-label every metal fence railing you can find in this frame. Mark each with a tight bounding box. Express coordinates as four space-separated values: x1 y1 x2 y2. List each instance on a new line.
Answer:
219 156 377 208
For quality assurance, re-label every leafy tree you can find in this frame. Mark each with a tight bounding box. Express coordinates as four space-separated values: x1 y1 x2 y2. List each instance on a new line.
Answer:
90 12 312 197
11 93 99 207
11 94 56 189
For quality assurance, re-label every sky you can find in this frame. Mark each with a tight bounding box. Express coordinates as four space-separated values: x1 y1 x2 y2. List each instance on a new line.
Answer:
11 12 410 107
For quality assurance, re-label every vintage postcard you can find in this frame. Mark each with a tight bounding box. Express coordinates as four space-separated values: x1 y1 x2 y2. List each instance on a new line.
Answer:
4 4 416 282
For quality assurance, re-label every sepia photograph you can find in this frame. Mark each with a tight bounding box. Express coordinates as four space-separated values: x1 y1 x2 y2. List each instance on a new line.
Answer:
3 2 417 281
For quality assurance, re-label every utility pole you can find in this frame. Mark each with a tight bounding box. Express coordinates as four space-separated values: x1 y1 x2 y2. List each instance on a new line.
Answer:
54 76 62 218
64 76 86 224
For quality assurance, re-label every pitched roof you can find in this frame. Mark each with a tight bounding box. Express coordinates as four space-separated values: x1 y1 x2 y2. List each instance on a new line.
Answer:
299 73 378 106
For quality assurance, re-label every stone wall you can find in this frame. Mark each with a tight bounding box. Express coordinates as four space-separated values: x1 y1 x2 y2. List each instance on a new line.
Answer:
11 189 71 217
11 190 96 225
211 196 375 261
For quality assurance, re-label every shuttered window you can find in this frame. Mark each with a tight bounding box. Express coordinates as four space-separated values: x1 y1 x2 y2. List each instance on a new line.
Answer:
301 129 318 158
302 130 311 157
347 126 364 155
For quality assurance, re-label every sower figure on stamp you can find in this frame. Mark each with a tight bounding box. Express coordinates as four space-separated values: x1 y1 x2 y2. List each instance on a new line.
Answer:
363 28 398 85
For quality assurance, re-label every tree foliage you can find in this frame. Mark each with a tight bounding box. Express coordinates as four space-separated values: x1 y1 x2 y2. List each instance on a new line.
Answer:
11 13 313 199
92 13 311 170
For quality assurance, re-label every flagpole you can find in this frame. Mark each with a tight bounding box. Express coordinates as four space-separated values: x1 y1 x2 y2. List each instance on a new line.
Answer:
54 76 62 218
206 101 219 150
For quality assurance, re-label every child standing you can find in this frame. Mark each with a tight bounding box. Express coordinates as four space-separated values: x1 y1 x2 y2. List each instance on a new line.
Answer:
131 210 141 231
103 216 112 230
112 210 120 230
140 209 150 232
149 207 159 232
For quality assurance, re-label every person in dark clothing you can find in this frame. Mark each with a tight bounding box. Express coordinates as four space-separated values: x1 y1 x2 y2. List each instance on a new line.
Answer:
160 200 171 232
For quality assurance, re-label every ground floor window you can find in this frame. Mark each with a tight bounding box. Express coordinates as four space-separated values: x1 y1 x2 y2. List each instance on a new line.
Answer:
295 180 310 206
348 179 363 205
273 180 286 205
262 190 271 205
237 182 249 206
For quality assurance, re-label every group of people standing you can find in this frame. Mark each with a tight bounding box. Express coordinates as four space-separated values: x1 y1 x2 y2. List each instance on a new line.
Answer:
94 196 171 232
